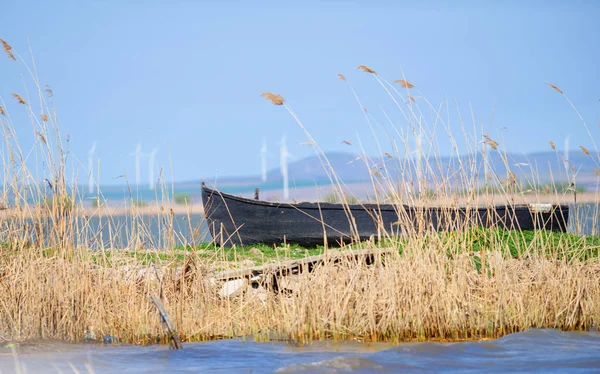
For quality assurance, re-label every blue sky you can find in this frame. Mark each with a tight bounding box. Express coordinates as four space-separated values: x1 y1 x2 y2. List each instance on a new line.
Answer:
0 0 598 185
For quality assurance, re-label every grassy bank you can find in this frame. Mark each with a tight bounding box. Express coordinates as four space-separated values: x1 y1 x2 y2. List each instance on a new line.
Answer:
74 228 599 269
1 41 599 345
1 228 599 344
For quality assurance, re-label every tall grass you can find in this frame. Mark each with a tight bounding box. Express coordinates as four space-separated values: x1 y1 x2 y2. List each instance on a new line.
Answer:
1 236 598 343
0 41 599 345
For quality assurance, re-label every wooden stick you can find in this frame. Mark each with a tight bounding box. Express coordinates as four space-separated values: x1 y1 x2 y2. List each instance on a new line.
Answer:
149 295 183 350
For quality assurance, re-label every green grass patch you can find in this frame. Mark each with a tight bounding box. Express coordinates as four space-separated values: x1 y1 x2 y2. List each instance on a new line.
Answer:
22 228 599 269
453 227 600 261
177 242 330 266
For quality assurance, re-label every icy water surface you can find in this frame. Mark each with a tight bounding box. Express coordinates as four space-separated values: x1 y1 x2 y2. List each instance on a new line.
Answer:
1 329 599 373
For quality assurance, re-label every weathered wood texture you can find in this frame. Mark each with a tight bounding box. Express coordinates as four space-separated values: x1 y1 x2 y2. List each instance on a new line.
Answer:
213 247 394 282
202 185 570 248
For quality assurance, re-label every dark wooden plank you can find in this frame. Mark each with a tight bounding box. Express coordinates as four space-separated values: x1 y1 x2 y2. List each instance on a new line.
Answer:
212 247 395 282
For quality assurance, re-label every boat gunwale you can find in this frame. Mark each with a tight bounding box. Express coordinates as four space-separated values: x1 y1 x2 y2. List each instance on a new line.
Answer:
201 186 570 213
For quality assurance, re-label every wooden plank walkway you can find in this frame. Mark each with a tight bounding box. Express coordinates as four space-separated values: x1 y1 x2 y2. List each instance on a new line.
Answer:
212 247 396 282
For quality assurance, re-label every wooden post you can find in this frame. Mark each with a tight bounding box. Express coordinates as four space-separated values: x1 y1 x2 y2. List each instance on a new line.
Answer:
149 295 182 350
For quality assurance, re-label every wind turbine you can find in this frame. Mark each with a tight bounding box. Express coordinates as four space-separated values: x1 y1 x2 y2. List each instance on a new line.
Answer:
130 143 144 187
88 142 96 194
260 138 268 183
280 135 291 200
408 119 424 196
148 148 158 190
564 135 570 165
415 130 423 195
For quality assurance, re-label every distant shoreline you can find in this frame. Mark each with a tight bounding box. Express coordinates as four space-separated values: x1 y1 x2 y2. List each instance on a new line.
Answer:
1 191 596 219
81 204 206 216
0 203 206 218
422 191 599 206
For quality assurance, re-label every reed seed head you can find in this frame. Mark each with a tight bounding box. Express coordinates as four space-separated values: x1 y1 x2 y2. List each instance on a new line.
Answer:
370 169 382 178
45 85 53 97
579 145 590 155
41 113 48 122
594 168 599 177
36 131 47 144
549 141 556 150
11 93 26 105
342 140 351 145
484 134 499 150
394 79 414 89
0 38 12 50
357 65 377 74
0 105 5 116
337 74 347 82
260 92 285 105
547 83 563 94
384 152 393 159
0 38 16 60
408 95 416 103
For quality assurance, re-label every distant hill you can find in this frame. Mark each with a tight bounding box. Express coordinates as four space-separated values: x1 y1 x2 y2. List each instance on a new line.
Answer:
199 150 599 194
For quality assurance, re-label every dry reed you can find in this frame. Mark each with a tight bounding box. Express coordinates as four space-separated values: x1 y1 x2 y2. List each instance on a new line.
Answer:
260 92 285 105
394 79 414 89
357 65 377 74
0 47 598 346
11 93 26 105
548 83 564 94
580 145 590 156
483 134 499 150
1 237 598 344
0 38 16 60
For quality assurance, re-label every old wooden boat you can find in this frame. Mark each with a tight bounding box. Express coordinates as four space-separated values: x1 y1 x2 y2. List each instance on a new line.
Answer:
201 184 570 247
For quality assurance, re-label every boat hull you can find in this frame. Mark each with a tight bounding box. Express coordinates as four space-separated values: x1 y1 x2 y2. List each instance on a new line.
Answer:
201 186 570 247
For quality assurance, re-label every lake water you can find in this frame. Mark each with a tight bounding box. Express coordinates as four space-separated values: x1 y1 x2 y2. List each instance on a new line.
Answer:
77 203 598 248
76 213 209 248
2 329 599 373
